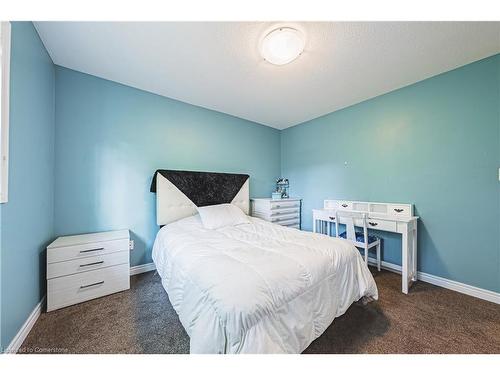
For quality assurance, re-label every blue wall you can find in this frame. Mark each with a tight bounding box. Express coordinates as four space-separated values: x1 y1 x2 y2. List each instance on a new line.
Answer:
281 54 500 292
0 22 55 349
54 66 281 267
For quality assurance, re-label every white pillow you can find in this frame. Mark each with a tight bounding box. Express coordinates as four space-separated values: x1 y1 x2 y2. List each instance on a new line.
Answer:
197 203 250 230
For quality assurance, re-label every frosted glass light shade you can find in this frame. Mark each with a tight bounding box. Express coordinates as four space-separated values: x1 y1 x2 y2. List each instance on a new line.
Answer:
260 28 305 66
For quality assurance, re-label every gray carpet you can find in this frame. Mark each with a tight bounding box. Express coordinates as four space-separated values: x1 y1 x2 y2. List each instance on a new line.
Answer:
19 269 500 354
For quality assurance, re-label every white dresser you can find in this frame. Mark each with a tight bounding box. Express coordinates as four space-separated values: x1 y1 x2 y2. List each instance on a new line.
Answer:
250 198 302 229
47 230 130 312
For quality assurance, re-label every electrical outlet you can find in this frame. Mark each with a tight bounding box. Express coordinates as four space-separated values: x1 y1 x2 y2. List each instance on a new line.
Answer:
129 240 134 251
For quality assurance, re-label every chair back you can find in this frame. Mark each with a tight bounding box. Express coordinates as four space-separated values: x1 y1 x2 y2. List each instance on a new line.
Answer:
335 210 368 244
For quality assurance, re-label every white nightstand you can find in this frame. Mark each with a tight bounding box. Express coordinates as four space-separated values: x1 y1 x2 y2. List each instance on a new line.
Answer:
46 230 130 312
250 198 302 229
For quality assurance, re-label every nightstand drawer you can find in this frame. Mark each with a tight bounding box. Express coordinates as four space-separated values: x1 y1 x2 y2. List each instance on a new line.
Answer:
47 263 130 312
47 238 129 264
47 250 129 279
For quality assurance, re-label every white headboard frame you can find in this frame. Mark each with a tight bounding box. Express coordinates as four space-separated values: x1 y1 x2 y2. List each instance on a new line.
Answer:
154 171 250 226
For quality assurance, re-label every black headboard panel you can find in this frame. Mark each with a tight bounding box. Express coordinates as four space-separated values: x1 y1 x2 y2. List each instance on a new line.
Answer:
151 169 249 207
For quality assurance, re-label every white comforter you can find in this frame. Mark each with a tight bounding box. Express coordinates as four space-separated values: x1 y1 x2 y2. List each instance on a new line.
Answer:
152 215 378 354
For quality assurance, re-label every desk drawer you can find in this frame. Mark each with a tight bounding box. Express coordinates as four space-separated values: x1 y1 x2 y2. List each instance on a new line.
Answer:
365 218 397 232
336 201 352 210
388 204 412 217
314 210 336 222
47 263 130 312
47 250 129 279
47 239 129 264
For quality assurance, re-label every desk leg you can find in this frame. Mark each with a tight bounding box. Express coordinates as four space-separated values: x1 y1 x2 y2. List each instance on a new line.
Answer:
402 226 409 294
411 222 418 282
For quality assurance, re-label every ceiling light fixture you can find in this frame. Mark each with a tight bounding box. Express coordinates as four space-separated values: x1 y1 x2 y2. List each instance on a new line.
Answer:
260 27 305 66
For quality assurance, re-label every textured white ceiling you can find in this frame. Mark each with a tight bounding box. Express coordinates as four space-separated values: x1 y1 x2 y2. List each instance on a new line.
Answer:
34 22 500 129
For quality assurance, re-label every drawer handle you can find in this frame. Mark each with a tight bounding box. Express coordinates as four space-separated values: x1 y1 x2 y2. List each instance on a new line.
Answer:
80 281 104 289
79 261 104 268
341 204 348 208
80 247 104 254
329 216 335 220
394 208 404 213
368 222 378 226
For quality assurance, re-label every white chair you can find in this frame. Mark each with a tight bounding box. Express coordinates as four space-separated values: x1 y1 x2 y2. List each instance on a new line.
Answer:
335 210 381 271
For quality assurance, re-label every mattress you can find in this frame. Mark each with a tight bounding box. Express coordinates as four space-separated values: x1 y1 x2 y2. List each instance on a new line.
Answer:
152 215 378 354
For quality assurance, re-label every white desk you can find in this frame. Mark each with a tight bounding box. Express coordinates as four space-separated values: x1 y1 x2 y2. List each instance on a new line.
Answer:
313 199 419 294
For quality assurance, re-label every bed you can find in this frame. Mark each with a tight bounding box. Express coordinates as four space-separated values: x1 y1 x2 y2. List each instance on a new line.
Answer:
150 170 378 354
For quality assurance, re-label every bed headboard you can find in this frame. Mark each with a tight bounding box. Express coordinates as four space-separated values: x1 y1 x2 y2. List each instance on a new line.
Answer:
150 170 250 226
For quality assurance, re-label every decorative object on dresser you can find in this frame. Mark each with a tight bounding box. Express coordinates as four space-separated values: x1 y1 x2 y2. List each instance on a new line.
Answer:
274 177 290 199
250 198 302 229
46 230 130 312
313 199 418 294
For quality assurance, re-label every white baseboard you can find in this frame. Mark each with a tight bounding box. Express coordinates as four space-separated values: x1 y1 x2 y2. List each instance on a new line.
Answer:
129 262 156 276
416 272 500 304
5 296 46 354
367 257 500 304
